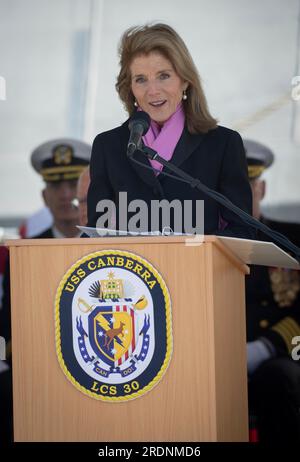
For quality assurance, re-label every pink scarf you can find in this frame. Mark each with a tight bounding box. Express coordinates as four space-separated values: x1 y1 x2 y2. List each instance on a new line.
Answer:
142 103 185 174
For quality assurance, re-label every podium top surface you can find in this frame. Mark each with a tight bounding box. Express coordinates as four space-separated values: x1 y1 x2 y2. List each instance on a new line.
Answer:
217 236 300 270
6 235 212 247
5 235 300 270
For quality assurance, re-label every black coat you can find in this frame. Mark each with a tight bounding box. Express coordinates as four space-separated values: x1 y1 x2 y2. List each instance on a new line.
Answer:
87 121 255 239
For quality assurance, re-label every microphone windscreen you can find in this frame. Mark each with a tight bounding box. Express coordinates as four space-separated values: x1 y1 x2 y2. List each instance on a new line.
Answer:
128 111 150 135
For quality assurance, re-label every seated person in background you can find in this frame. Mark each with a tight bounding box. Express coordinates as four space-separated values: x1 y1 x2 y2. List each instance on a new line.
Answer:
1 138 92 361
0 138 91 442
244 138 300 443
31 138 91 238
2 138 92 345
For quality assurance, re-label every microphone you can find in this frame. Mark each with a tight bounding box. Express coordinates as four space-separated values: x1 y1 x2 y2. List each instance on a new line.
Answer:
127 111 150 157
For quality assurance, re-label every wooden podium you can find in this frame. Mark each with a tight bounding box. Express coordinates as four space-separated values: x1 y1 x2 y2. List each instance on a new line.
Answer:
7 235 250 442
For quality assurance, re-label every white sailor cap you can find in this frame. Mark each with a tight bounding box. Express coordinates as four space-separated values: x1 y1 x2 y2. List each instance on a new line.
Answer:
243 139 274 180
31 138 91 182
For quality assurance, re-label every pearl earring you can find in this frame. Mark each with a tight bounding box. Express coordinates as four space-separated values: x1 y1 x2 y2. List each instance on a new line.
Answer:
182 90 187 101
134 101 138 107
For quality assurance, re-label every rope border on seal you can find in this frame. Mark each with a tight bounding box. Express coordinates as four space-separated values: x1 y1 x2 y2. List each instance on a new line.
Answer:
55 249 173 402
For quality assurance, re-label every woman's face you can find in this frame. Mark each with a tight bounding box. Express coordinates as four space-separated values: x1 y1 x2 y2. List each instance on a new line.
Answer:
130 51 187 125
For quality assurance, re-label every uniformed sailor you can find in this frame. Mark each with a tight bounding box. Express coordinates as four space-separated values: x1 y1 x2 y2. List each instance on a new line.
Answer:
31 138 91 237
244 138 300 443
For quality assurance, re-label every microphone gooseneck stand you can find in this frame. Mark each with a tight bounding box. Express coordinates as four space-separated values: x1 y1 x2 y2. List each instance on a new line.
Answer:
129 145 300 264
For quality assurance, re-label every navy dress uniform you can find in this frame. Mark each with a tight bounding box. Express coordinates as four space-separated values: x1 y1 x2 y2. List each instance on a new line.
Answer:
1 138 92 358
244 139 300 442
1 138 91 359
0 138 91 442
31 138 91 238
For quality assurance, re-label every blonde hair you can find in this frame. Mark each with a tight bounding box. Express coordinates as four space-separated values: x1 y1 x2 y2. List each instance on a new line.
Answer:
116 23 218 134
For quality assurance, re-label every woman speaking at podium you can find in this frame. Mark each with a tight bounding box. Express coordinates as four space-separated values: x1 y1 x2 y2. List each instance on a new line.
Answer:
87 23 254 239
